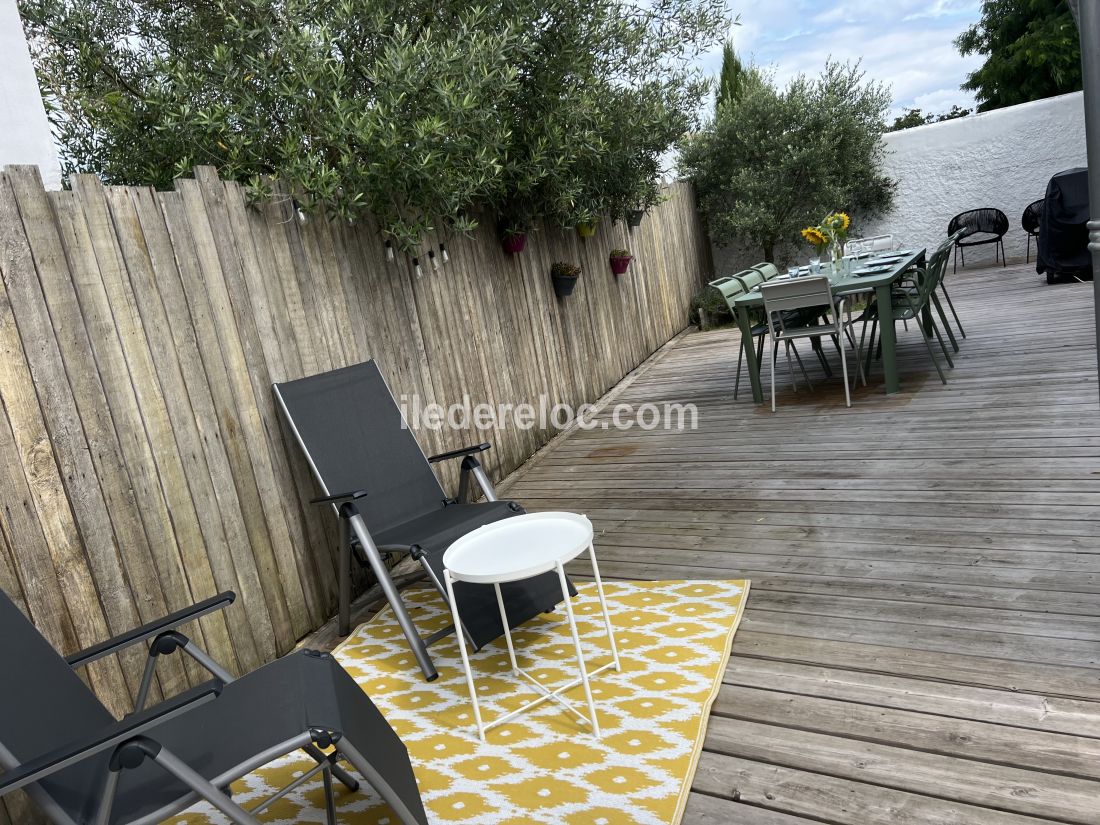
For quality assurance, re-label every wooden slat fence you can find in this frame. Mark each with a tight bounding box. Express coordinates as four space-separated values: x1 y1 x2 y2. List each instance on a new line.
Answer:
0 164 709 797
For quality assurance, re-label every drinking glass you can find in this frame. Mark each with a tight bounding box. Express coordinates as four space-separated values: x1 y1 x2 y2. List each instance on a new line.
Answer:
809 256 820 275
787 266 799 280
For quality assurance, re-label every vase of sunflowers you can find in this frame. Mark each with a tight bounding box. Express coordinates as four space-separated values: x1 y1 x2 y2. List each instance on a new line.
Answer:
801 212 851 273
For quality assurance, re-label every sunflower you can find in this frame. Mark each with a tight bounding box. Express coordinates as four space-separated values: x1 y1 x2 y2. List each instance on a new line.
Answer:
801 226 828 247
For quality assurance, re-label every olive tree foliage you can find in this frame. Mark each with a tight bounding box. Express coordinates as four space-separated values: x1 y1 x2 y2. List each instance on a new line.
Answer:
679 61 895 262
19 0 729 250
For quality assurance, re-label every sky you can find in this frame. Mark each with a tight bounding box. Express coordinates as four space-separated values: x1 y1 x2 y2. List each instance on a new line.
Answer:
699 1 986 119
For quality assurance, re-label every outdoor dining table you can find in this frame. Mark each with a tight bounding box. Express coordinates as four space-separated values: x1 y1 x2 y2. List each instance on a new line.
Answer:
732 248 928 403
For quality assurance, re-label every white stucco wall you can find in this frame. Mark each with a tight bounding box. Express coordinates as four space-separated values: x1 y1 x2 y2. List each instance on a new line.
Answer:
862 92 1087 264
1 0 61 188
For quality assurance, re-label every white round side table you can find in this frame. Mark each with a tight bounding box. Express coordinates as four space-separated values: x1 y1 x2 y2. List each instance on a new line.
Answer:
442 511 621 741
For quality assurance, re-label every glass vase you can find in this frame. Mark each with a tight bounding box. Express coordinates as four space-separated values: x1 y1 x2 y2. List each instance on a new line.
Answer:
831 242 844 273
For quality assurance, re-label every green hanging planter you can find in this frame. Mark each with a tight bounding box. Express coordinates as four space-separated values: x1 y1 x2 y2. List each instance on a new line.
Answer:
576 219 598 238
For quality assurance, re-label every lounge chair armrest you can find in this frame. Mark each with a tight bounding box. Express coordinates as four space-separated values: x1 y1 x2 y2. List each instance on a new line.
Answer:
428 443 491 464
0 681 221 797
65 592 236 669
311 489 368 505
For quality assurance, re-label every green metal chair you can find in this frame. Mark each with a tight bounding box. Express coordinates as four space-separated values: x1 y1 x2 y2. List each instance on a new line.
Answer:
732 268 766 293
857 245 954 385
935 230 967 340
710 272 811 398
709 276 765 399
749 262 780 281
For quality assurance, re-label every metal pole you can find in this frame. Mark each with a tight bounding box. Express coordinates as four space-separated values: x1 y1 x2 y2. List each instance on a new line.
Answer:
1080 0 1100 402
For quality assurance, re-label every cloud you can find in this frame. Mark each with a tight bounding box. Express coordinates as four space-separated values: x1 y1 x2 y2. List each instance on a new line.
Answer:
717 1 983 116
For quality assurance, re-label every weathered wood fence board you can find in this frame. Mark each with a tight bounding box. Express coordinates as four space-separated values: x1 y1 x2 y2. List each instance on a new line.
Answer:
0 164 709 817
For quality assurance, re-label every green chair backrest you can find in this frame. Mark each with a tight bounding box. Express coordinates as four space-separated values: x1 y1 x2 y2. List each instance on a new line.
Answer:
750 262 779 280
733 268 765 291
708 275 746 312
916 246 950 306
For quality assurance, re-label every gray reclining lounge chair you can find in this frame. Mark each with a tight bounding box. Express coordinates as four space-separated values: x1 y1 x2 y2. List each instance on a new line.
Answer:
273 360 571 682
0 587 427 825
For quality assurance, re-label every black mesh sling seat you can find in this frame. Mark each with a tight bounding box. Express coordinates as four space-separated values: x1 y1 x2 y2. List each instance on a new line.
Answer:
1022 199 1044 263
0 587 427 825
947 208 1009 272
273 360 571 682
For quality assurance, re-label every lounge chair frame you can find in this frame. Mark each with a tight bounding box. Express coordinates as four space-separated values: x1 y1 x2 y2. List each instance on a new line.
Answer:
0 590 427 825
274 361 568 683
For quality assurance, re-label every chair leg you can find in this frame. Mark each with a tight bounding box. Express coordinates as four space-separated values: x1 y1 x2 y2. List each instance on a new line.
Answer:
919 322 948 384
864 318 878 378
770 336 778 412
940 282 966 338
346 512 438 681
930 318 954 368
953 244 958 274
931 293 958 352
790 342 813 389
839 334 852 407
734 338 745 399
783 341 797 392
814 339 832 375
1000 239 1006 267
336 739 430 825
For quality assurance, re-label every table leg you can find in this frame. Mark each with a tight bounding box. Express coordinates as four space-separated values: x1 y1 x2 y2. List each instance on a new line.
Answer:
587 543 621 673
557 562 601 738
446 571 485 740
875 283 900 394
736 304 763 403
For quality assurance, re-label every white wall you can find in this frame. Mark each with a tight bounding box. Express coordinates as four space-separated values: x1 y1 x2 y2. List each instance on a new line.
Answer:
0 0 61 188
862 92 1087 264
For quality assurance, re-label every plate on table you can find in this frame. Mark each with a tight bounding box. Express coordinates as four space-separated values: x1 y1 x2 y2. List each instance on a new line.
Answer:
853 264 893 277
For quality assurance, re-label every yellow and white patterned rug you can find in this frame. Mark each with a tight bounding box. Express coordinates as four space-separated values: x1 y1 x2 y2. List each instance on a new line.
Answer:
173 579 748 825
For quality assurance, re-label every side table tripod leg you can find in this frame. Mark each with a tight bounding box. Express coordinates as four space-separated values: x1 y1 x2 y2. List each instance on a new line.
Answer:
494 583 518 673
557 561 600 739
588 543 621 672
446 571 486 740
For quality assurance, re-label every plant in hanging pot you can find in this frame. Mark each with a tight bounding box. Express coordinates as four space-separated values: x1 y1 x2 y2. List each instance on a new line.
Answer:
609 248 633 275
550 261 581 298
576 218 598 238
626 209 645 228
497 215 530 254
500 226 528 254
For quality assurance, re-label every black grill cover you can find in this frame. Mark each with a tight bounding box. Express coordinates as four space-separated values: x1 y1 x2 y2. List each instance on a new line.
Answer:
1037 167 1091 278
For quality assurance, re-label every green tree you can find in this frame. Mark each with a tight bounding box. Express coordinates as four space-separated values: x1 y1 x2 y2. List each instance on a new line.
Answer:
955 0 1082 112
19 0 728 249
715 41 745 112
890 108 932 131
888 104 973 132
679 61 895 262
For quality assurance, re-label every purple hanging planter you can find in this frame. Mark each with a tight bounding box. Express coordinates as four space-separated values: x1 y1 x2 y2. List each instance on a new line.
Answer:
610 255 633 276
501 232 527 254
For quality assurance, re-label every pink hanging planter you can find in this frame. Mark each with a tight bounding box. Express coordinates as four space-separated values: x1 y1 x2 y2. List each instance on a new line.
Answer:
609 254 633 276
501 232 527 254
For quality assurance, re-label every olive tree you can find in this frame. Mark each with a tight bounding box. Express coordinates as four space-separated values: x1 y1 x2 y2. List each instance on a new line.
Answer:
679 61 895 262
20 0 728 249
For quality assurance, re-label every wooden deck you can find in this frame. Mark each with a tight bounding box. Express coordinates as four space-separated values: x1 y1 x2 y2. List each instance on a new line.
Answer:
495 260 1100 824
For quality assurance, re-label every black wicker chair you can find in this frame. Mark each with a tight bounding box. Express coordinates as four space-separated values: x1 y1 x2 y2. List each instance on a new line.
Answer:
1022 199 1043 263
947 208 1009 272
